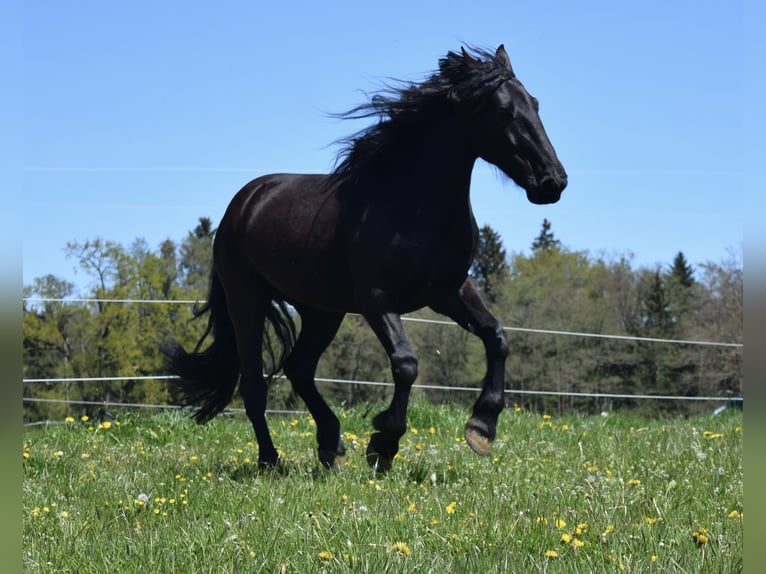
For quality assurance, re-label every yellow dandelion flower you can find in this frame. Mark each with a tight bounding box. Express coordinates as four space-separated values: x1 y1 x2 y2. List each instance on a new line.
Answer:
80 415 89 422
628 479 641 486
645 517 658 526
390 542 411 556
560 533 572 544
692 527 710 545
446 501 457 514
65 416 75 423
22 452 30 460
728 510 742 519
544 550 559 558
428 426 436 434
318 551 334 561
555 518 567 528
536 516 549 525
543 414 551 420
651 555 658 562
407 502 416 513
572 538 585 548
410 427 418 435
99 421 112 430
604 524 615 534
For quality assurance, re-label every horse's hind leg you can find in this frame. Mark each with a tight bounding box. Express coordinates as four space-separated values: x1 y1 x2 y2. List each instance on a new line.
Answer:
283 307 345 469
224 280 279 467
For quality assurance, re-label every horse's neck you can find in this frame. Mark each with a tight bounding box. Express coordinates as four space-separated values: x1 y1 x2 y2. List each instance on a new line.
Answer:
378 118 476 202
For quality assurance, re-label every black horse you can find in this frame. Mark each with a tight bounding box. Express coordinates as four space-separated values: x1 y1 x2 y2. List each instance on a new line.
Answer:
164 45 567 472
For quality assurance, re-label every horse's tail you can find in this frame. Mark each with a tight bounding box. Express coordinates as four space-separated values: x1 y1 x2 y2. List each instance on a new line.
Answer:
163 271 240 423
162 270 297 424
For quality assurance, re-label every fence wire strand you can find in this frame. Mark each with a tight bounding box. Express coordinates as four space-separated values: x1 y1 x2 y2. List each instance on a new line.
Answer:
22 296 743 415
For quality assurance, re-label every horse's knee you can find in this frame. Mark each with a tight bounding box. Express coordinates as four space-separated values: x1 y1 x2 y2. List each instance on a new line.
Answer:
494 325 509 359
391 351 418 386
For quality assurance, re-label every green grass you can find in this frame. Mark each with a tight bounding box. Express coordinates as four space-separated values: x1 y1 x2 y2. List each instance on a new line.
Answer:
23 403 743 573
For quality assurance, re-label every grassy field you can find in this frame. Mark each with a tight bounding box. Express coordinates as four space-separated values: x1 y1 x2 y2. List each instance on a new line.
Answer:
23 402 743 573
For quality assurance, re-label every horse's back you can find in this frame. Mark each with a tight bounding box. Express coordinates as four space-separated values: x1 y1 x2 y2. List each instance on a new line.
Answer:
214 173 355 312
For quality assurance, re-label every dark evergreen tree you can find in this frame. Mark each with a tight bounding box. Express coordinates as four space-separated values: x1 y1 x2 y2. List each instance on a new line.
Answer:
669 251 694 288
469 224 508 303
641 270 673 336
531 218 561 253
180 217 216 296
665 251 695 325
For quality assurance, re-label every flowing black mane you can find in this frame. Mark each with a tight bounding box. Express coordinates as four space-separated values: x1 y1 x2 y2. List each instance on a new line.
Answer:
331 47 514 183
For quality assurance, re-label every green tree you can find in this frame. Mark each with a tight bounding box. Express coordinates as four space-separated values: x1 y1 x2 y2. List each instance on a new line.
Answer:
314 315 391 408
23 275 91 421
503 244 617 414
687 254 743 401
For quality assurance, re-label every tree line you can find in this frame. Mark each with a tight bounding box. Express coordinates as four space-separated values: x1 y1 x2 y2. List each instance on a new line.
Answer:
23 218 742 422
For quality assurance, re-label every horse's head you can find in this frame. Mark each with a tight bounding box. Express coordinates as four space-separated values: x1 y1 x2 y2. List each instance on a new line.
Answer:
460 45 567 205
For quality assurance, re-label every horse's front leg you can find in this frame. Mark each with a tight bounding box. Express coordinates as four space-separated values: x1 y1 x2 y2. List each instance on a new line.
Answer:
431 278 508 457
362 289 418 472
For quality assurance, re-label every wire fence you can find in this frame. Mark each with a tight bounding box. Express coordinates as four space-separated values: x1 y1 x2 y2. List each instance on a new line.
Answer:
22 296 744 422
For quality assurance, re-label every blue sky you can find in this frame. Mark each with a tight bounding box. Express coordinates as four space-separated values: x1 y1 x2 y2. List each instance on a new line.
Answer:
21 1 748 292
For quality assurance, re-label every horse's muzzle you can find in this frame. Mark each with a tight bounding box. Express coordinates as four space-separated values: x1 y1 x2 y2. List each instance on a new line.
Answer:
527 173 567 205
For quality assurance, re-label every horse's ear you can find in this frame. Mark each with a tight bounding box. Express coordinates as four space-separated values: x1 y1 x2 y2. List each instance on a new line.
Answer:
461 46 478 67
495 44 514 73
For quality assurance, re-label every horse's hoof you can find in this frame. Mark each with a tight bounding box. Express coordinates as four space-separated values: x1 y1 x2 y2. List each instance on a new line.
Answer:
258 455 281 469
365 449 393 473
464 420 492 457
318 449 345 470
366 434 395 473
